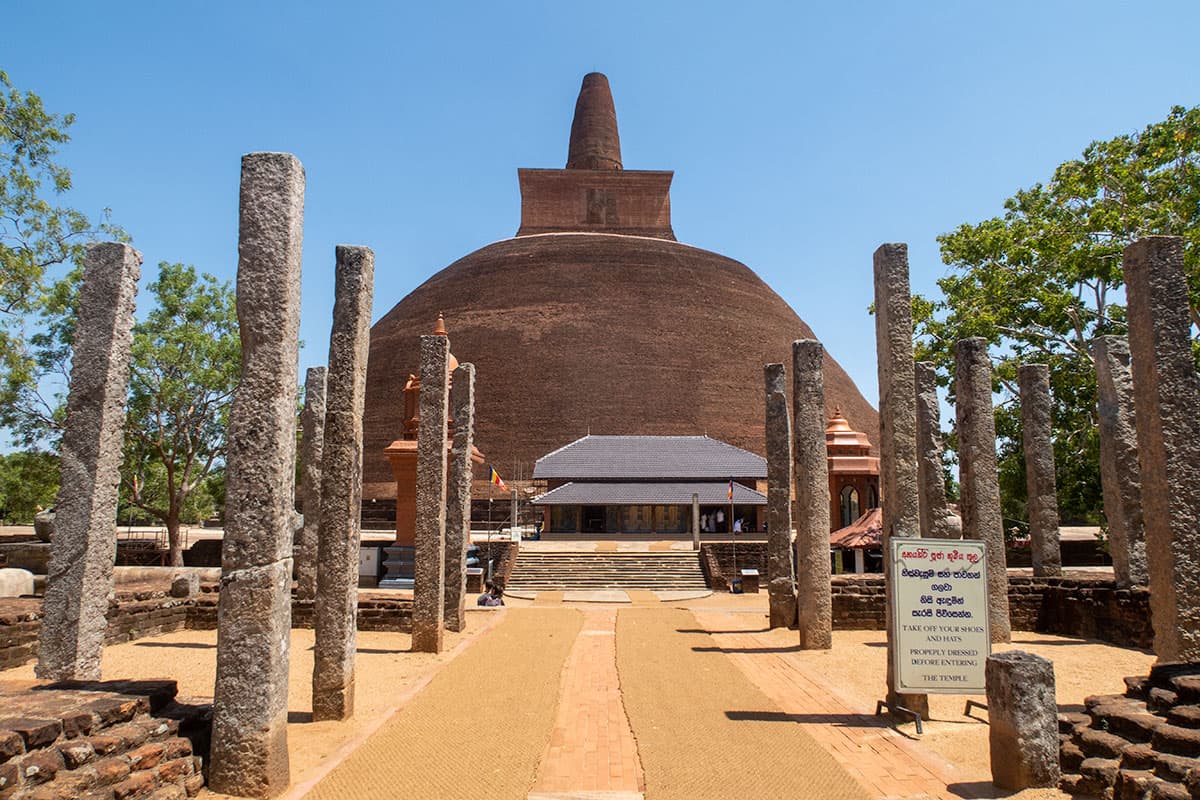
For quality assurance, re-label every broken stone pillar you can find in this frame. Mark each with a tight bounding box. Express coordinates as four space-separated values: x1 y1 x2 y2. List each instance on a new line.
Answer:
209 152 304 799
872 244 928 717
764 362 797 630
296 366 327 602
1123 236 1200 662
444 362 476 633
955 337 1011 643
792 343 831 647
915 361 959 539
1092 335 1147 587
36 242 142 682
1018 364 1062 577
171 572 200 599
986 650 1060 790
411 334 451 653
312 245 375 722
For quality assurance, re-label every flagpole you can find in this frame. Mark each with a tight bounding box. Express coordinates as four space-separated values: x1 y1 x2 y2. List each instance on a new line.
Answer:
730 478 737 591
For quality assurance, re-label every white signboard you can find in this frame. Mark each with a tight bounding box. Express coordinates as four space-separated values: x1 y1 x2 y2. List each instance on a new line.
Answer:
358 546 380 578
891 537 990 694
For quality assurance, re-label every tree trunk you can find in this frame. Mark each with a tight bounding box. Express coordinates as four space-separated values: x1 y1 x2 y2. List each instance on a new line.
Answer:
167 509 184 567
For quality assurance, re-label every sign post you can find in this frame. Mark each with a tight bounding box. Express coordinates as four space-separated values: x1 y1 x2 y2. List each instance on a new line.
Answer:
890 537 991 694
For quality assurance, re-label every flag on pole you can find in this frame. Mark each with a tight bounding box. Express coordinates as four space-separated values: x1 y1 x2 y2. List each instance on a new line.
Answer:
489 466 507 492
728 478 734 501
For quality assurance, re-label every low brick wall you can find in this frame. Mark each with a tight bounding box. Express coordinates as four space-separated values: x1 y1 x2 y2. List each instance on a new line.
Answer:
700 543 767 592
180 590 414 633
827 573 1152 649
0 679 209 799
2 585 416 671
0 591 193 672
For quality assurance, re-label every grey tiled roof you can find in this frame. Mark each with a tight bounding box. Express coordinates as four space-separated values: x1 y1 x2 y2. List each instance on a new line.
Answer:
532 435 766 480
533 481 767 506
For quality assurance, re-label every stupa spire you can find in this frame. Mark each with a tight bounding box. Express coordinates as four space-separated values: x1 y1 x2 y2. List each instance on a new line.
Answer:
566 72 622 170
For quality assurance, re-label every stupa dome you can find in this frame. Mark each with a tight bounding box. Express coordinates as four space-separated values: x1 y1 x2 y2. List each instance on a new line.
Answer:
361 73 879 497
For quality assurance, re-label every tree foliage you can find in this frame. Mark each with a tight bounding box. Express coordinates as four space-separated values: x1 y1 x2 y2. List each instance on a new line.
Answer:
0 450 58 523
915 105 1199 525
121 263 239 565
0 70 121 441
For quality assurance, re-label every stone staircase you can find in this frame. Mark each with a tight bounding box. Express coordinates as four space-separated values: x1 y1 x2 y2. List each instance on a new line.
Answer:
1059 662 1200 799
506 551 708 591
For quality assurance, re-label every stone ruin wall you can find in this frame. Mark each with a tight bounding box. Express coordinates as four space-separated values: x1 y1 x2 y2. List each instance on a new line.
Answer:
0 679 207 800
698 543 1153 649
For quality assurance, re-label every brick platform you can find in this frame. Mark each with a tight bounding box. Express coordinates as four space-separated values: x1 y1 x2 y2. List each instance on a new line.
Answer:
0 679 209 800
1059 662 1200 799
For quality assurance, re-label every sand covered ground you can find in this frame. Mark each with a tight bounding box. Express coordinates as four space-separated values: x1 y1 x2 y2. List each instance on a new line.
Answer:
0 588 1153 799
0 611 502 797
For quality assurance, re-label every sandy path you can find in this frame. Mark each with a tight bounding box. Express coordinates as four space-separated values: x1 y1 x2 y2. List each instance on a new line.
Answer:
0 615 495 795
617 606 872 800
303 607 583 800
692 614 1154 797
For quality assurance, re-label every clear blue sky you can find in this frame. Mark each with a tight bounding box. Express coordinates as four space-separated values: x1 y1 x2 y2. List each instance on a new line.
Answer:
6 1 1199 408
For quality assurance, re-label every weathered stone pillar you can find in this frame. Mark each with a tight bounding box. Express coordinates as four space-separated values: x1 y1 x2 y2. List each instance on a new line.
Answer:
1123 236 1200 662
411 334 451 653
915 361 959 539
209 152 304 799
36 242 142 682
1092 336 1147 587
872 244 928 716
955 337 1011 643
296 366 327 602
764 362 797 630
1018 364 1061 577
792 343 831 647
691 493 700 550
985 651 1059 790
444 362 476 632
312 245 374 721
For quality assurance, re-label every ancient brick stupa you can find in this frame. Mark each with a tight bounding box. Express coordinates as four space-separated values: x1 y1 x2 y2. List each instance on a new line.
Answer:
361 73 879 503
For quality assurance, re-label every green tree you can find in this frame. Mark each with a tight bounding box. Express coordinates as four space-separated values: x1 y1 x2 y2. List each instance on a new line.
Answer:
0 450 58 523
0 70 121 441
121 263 239 565
915 105 1199 524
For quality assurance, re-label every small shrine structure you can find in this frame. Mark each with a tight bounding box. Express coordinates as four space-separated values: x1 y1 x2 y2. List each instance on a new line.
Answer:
380 315 484 587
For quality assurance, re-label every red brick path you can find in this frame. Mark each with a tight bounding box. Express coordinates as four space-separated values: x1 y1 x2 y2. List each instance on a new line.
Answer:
528 608 644 798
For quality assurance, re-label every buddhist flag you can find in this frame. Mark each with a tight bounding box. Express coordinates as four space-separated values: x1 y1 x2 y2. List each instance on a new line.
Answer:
728 479 734 501
489 466 508 492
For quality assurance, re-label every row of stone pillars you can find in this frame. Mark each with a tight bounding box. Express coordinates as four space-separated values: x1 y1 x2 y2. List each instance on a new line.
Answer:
763 237 1194 727
30 151 479 798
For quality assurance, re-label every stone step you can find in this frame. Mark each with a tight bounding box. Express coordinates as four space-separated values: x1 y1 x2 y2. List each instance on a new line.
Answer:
1127 675 1152 701
1152 724 1200 757
508 550 708 591
1166 705 1200 729
1153 752 1199 783
1171 676 1200 706
1090 698 1163 743
1151 688 1181 713
1062 740 1086 772
1079 757 1120 789
1060 711 1091 735
1079 727 1135 760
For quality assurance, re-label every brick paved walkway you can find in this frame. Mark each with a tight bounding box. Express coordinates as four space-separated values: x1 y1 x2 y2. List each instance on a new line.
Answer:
528 608 644 799
692 610 989 800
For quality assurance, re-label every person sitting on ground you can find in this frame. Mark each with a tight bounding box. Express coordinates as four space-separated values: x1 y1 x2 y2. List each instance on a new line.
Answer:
484 582 505 607
477 579 496 606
